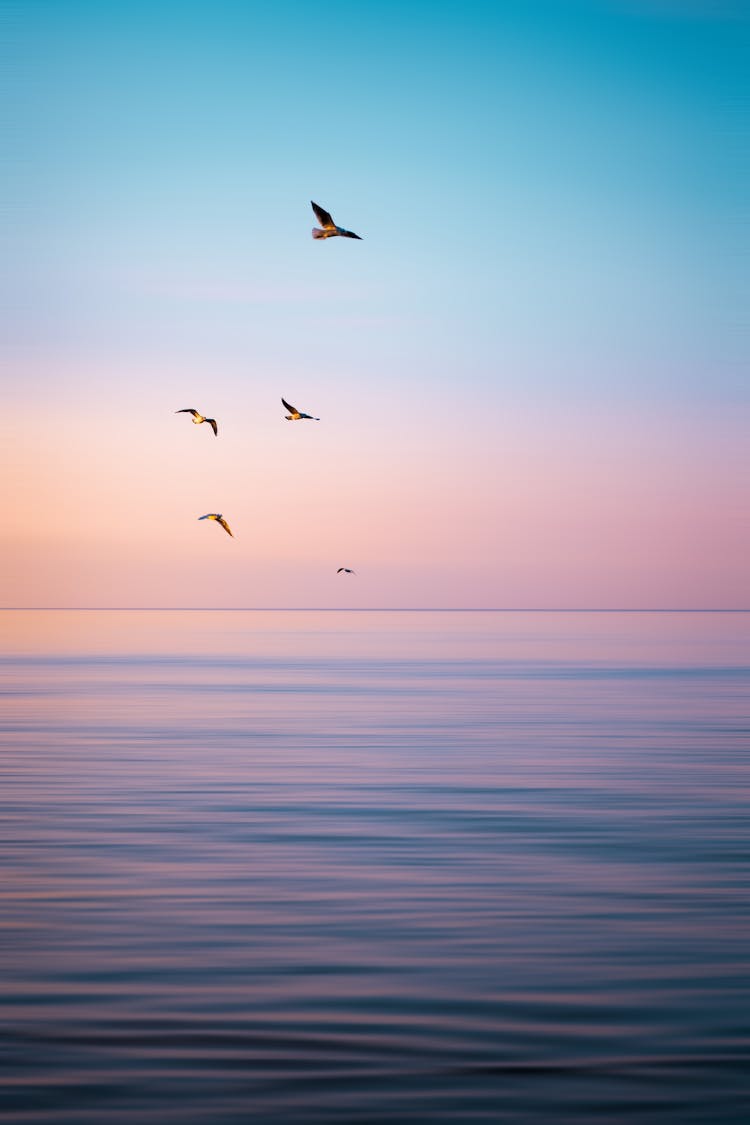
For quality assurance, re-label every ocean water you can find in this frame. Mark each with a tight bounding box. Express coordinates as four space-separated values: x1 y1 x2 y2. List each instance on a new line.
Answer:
1 609 748 1124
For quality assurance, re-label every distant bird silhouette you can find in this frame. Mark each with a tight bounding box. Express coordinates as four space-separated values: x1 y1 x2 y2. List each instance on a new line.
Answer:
282 397 319 421
176 409 218 436
198 513 234 538
337 568 356 575
311 201 362 241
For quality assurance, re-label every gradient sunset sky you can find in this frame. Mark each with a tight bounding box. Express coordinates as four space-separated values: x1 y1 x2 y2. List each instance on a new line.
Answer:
2 0 747 608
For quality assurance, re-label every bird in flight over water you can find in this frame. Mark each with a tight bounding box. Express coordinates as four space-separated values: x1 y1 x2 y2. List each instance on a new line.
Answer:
282 397 319 421
176 409 218 436
198 513 234 537
337 568 356 575
311 201 362 241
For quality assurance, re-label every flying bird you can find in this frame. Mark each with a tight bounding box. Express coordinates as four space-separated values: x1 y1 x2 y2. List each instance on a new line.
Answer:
282 397 319 421
311 201 362 241
198 513 234 538
176 409 218 436
337 568 356 575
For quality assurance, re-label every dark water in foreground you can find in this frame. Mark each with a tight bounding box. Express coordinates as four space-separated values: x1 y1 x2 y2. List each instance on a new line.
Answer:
1 610 748 1123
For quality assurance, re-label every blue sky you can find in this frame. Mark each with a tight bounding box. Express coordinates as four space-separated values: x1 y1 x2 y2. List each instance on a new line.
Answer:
5 0 746 397
1 0 748 606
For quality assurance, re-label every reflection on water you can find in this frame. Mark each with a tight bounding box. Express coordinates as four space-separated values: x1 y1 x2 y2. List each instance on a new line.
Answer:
1 611 748 1123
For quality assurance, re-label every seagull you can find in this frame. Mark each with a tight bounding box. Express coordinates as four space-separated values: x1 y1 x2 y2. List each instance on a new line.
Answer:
198 513 234 538
282 397 319 421
311 201 362 241
337 568 356 575
176 409 218 436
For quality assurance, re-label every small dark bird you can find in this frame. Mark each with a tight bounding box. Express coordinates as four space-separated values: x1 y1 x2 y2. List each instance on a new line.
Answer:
198 513 234 538
311 201 362 241
282 397 319 421
337 568 356 575
176 409 218 436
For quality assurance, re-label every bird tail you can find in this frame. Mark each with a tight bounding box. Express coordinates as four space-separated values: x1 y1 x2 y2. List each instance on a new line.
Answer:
312 228 327 239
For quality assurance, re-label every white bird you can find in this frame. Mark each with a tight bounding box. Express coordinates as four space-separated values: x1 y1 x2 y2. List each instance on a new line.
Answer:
337 568 356 575
198 513 234 538
282 397 319 421
176 409 218 436
311 201 362 241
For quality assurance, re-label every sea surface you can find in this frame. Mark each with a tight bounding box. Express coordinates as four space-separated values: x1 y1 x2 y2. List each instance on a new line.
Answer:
1 609 748 1123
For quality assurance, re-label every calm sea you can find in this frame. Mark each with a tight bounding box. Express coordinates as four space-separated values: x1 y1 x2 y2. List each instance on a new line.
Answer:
1 610 748 1123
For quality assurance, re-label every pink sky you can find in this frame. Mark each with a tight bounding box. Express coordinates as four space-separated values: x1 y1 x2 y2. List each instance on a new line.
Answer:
3 370 747 607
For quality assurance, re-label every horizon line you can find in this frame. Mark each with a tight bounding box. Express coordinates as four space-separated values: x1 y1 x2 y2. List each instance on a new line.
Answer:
2 607 749 614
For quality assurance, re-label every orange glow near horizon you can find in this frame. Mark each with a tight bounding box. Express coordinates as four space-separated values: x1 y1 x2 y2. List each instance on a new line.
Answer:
2 377 748 608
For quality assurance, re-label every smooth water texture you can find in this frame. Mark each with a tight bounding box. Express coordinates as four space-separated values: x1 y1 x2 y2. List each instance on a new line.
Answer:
1 610 748 1123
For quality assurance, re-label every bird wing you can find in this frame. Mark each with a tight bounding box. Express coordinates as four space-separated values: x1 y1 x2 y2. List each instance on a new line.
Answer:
198 514 214 520
281 397 297 414
341 230 362 240
177 409 198 416
311 201 335 229
337 568 344 573
218 517 234 537
207 418 218 436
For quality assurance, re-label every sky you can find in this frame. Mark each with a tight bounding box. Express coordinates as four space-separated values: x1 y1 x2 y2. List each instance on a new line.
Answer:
1 0 748 608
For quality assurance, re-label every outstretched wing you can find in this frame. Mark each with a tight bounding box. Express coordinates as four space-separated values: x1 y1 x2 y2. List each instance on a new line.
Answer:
207 418 218 436
281 397 297 414
218 517 234 538
311 201 335 229
176 408 198 416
